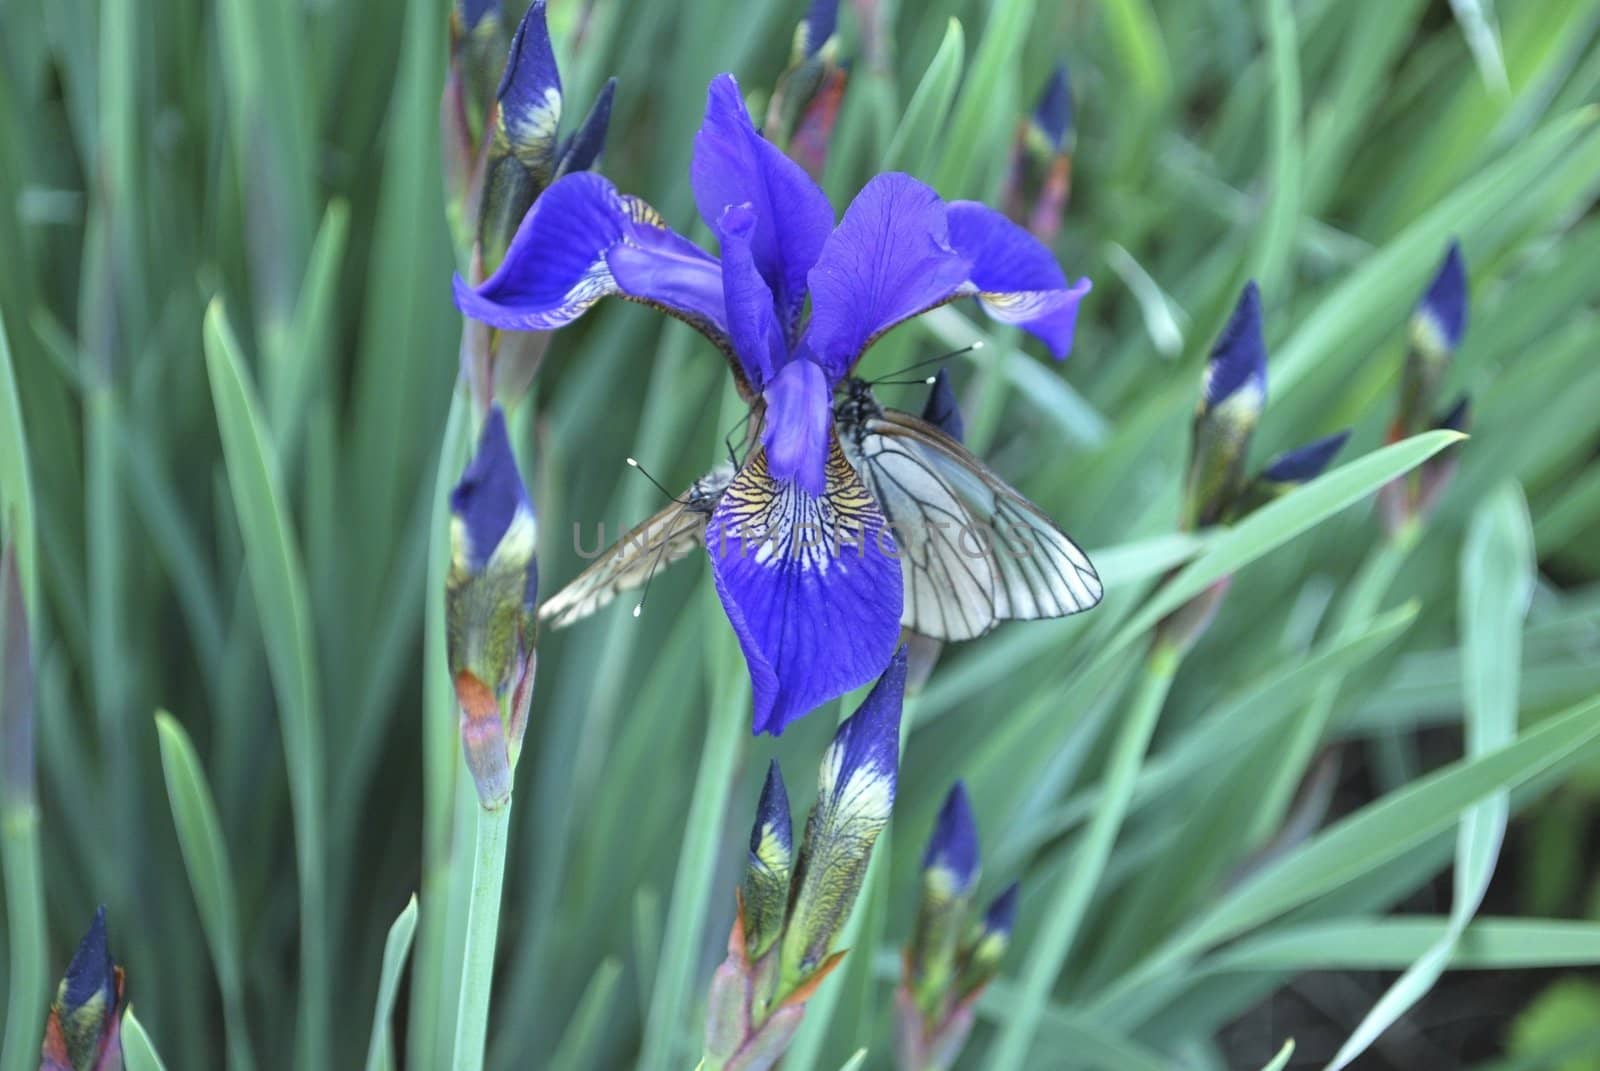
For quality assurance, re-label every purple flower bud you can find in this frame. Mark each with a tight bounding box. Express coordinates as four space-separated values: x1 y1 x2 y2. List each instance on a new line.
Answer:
1414 240 1468 356
556 77 616 177
957 882 1019 998
497 1 564 173
448 405 539 809
921 368 966 442
781 651 906 989
1202 281 1267 415
1030 63 1074 154
741 760 795 960
795 0 840 62
41 908 124 1071
1260 429 1350 485
922 782 980 894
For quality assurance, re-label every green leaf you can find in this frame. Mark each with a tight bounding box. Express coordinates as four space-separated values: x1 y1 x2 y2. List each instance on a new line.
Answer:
1260 1040 1296 1071
364 896 419 1071
155 711 256 1071
0 311 36 614
1253 0 1303 296
1323 482 1535 1069
203 299 329 1071
881 18 964 175
933 0 1034 196
548 958 624 1071
121 1009 173 1071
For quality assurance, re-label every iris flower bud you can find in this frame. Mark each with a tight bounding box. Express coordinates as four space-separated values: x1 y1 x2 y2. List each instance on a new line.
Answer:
779 649 907 996
1233 429 1351 517
740 761 795 961
447 405 538 809
956 882 1019 999
906 783 981 1016
1183 282 1267 530
39 908 124 1071
767 0 845 170
1003 63 1075 241
1396 242 1468 439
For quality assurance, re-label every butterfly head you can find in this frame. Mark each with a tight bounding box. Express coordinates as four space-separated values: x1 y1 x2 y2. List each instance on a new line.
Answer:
835 377 883 438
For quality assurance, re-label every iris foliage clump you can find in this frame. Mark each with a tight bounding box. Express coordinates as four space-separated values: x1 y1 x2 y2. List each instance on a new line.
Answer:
2 0 1600 1069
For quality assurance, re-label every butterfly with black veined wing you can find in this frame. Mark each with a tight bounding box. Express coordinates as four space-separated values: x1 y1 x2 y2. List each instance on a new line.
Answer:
834 376 1101 641
536 463 736 628
537 375 1102 638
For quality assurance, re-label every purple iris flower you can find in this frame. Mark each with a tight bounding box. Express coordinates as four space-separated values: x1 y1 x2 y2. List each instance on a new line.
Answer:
455 74 1090 734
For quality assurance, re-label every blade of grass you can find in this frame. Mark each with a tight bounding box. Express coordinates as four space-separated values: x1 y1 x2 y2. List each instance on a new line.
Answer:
547 958 623 1071
154 711 256 1071
203 300 329 1071
1253 0 1304 296
933 0 1034 197
365 896 419 1071
121 1009 173 1071
1323 481 1533 1070
0 312 36 611
0 541 45 1071
1094 691 1600 1029
880 18 964 175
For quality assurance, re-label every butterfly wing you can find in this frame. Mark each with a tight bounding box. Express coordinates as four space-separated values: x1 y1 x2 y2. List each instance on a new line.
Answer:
841 410 1102 641
538 467 733 629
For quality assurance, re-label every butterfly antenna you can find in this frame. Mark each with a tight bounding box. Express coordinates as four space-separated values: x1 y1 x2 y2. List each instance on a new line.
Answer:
626 457 687 504
632 534 676 619
866 341 983 386
723 411 752 469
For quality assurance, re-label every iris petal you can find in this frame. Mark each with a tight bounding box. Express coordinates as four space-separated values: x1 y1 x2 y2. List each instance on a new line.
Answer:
946 201 1091 358
706 439 903 735
761 359 832 496
692 74 834 338
804 174 1092 378
454 172 733 353
718 203 789 387
804 173 970 381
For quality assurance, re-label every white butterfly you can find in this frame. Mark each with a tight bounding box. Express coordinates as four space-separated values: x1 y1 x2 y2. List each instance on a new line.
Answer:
537 379 1102 639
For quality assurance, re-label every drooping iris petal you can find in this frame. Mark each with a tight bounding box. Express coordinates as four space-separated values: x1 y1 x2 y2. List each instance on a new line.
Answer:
804 173 971 381
761 359 832 496
719 203 789 387
945 201 1091 358
692 74 835 337
706 441 903 735
454 172 732 352
806 174 1089 378
498 1 563 172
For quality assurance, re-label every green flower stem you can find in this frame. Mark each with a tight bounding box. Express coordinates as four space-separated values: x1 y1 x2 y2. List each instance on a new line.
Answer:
988 640 1182 1071
1249 518 1421 844
0 801 46 1071
451 800 513 1071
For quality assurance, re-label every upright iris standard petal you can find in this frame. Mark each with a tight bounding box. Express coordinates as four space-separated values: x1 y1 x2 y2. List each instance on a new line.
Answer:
555 77 617 177
804 174 971 380
718 204 789 387
945 202 1090 358
761 360 832 496
782 650 907 981
1260 430 1351 485
455 172 732 350
1202 281 1267 414
706 444 903 735
497 1 563 172
805 174 1089 379
692 74 834 337
921 368 966 442
1415 240 1468 356
741 760 795 960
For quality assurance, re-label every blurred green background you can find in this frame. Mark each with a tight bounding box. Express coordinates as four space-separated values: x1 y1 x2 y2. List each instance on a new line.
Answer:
3 0 1600 1068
